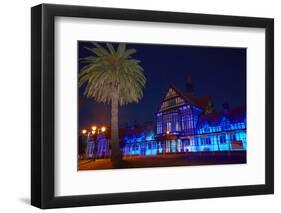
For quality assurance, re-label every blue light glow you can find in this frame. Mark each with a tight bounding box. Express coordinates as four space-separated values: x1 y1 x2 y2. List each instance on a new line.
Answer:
122 103 246 156
85 87 247 158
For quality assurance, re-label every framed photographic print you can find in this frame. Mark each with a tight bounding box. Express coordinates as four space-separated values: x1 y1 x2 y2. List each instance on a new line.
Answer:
31 3 274 209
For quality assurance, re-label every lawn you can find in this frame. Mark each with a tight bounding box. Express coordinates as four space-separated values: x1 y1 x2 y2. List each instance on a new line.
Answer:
78 151 246 171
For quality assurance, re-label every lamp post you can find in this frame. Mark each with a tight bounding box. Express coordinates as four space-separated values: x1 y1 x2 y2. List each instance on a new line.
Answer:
81 129 90 159
82 126 107 160
91 125 106 135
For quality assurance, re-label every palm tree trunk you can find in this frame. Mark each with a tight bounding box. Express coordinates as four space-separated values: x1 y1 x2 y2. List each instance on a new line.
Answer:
111 91 122 168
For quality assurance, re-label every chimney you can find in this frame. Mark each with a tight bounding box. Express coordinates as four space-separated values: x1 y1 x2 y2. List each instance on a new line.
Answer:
186 76 194 95
222 102 229 114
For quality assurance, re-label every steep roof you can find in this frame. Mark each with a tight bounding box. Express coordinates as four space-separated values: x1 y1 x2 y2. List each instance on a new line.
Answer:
185 93 211 110
197 112 221 126
197 106 246 127
170 85 200 107
170 85 211 110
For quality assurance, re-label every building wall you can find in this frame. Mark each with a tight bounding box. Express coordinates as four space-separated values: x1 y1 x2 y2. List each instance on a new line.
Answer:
156 104 201 136
124 103 246 156
123 128 246 157
85 96 246 158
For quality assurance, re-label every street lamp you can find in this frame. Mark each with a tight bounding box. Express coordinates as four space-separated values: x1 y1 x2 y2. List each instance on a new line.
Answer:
92 126 97 131
82 126 106 135
101 126 106 132
81 125 108 160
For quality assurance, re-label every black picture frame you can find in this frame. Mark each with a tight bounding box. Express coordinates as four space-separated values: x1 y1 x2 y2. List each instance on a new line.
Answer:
31 3 274 209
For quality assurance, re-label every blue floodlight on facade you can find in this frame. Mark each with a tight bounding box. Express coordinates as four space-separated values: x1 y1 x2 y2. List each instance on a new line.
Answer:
122 85 246 156
87 85 247 158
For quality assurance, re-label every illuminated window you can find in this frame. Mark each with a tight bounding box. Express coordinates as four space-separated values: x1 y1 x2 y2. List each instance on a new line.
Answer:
133 144 138 151
220 135 226 144
163 112 178 133
167 122 172 132
176 122 180 131
171 141 177 152
230 134 236 141
157 116 162 134
180 107 193 134
206 137 211 145
195 138 199 146
201 138 205 145
187 109 193 130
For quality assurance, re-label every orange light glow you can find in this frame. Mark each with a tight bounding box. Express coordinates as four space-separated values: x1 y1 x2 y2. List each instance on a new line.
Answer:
166 131 170 135
92 126 97 131
101 126 106 132
82 129 87 134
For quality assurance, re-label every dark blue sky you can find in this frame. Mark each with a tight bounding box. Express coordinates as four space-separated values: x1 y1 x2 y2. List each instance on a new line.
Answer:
78 41 246 128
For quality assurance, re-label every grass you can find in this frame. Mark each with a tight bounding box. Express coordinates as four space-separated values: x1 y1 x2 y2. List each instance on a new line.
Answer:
78 151 246 171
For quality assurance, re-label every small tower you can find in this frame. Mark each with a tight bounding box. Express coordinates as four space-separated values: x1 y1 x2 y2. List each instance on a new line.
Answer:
205 99 215 114
186 76 194 95
222 102 230 114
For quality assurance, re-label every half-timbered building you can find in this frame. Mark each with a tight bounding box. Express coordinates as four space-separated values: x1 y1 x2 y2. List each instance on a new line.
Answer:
122 78 246 156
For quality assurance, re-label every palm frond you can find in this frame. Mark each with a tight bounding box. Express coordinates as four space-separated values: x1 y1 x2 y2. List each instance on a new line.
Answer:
84 47 105 57
124 48 136 58
116 43 126 57
92 42 110 55
106 43 116 55
79 42 146 106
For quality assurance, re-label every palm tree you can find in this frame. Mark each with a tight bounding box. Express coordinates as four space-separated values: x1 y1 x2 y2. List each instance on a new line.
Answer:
79 42 146 167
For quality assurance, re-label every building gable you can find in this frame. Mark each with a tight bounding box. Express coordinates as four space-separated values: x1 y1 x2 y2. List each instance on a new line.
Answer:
164 88 178 100
159 87 186 112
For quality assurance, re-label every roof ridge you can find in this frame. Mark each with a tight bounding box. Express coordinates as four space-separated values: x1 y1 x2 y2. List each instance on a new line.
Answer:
170 85 201 108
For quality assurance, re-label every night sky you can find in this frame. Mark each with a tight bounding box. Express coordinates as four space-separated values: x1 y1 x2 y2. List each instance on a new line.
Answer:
78 41 246 128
